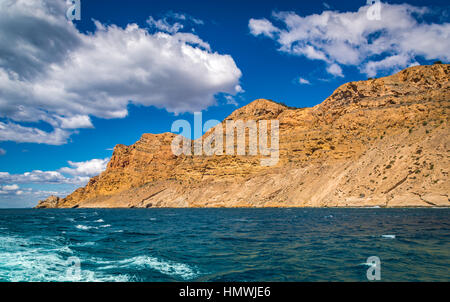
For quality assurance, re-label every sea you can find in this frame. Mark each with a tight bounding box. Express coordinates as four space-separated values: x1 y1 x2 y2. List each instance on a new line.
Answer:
0 208 448 282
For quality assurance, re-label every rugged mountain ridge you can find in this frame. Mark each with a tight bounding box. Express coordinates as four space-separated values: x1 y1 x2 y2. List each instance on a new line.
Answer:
37 64 450 208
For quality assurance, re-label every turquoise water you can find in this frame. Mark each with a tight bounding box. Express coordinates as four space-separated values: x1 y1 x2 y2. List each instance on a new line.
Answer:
0 208 448 282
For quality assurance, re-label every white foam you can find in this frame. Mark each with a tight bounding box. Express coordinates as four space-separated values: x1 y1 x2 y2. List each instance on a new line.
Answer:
359 262 376 267
76 225 98 230
0 235 129 282
381 234 396 239
72 242 96 247
95 256 199 280
94 219 104 223
56 246 73 254
122 256 199 280
99 224 111 228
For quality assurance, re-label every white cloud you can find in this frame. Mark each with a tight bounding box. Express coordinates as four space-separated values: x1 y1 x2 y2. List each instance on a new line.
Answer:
0 121 71 145
147 12 204 33
0 157 109 185
169 12 204 25
0 184 24 196
147 16 184 33
298 77 311 85
224 95 238 107
32 190 65 196
362 53 416 77
59 158 109 177
0 170 86 185
0 0 242 145
0 185 73 207
248 18 280 38
58 115 93 129
249 3 450 77
235 85 245 93
326 64 344 77
2 184 19 191
0 156 110 207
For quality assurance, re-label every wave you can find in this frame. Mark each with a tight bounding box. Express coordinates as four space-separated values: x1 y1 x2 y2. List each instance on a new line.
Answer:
96 256 199 280
94 219 104 223
71 241 96 247
0 235 130 282
56 245 73 254
75 225 98 230
123 256 199 280
99 224 111 228
359 262 376 267
381 234 396 239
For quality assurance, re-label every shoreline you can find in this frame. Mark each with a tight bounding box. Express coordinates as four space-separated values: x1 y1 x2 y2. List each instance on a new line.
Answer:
28 206 450 209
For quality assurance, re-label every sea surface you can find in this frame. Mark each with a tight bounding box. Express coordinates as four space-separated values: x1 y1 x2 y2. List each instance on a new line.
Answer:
0 208 448 282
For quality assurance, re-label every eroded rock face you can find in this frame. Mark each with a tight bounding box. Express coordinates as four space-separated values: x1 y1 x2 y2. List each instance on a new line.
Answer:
35 195 61 208
37 64 450 208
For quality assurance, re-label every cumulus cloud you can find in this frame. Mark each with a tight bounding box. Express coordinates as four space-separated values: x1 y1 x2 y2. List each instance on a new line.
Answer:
0 185 73 207
0 0 242 145
248 18 279 38
58 115 93 129
59 158 109 177
0 184 23 196
0 0 81 80
249 3 450 77
326 64 344 77
2 184 19 191
0 156 110 207
0 157 109 186
0 170 86 185
0 121 71 145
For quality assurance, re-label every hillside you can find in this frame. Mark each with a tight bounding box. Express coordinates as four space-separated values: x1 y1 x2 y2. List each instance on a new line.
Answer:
36 64 450 208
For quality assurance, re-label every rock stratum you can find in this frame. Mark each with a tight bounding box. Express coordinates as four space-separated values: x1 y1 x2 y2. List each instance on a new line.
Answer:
36 64 450 208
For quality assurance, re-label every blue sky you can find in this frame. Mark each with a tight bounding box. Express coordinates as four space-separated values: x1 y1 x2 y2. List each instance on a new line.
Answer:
0 0 448 207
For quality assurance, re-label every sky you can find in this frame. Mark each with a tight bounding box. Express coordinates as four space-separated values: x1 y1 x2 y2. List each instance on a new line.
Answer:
0 0 449 207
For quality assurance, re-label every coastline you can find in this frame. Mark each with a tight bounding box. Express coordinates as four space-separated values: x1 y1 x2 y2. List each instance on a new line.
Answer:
33 205 450 209
35 64 450 210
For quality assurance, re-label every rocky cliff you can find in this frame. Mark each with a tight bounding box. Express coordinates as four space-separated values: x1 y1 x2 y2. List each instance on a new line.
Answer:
36 64 450 208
